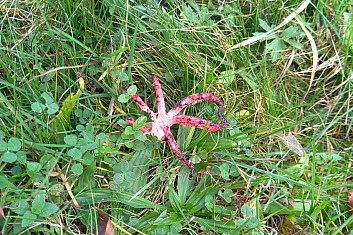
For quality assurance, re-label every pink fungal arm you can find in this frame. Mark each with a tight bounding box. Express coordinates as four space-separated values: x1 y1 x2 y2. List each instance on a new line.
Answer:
125 75 228 179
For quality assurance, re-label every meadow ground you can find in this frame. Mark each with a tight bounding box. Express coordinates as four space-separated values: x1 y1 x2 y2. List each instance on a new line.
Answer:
0 0 352 234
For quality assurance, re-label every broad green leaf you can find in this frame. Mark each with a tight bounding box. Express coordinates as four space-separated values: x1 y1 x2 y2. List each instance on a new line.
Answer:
282 38 304 49
125 141 134 148
81 153 94 165
126 149 151 193
71 163 83 175
21 211 37 227
47 103 59 114
76 189 167 210
218 70 236 87
241 205 252 217
343 12 353 51
192 216 239 234
186 182 218 215
82 108 92 118
8 137 21 151
177 169 195 205
26 162 41 172
127 85 137 96
154 212 183 226
223 189 233 203
282 26 304 38
118 93 130 103
41 92 54 105
31 193 46 215
219 163 230 181
78 162 97 189
0 140 7 151
168 185 183 212
67 148 83 160
74 108 83 117
64 134 78 146
31 102 45 113
265 38 286 52
16 151 27 164
38 203 59 217
133 116 147 130
2 151 17 163
0 174 13 190
170 222 183 234
95 133 106 145
124 126 135 135
9 201 30 215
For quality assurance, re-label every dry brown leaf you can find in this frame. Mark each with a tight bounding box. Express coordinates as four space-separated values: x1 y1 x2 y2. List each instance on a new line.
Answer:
97 210 116 235
347 191 353 214
277 132 305 157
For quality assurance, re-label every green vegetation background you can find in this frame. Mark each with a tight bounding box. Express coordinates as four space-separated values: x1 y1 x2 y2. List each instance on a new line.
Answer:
0 0 352 234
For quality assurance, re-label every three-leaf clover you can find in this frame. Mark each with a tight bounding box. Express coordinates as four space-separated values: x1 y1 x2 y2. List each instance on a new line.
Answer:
254 19 305 62
0 137 26 163
10 192 59 227
31 92 59 114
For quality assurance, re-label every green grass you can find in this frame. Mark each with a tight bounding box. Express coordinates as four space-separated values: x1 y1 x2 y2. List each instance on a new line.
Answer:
0 0 352 234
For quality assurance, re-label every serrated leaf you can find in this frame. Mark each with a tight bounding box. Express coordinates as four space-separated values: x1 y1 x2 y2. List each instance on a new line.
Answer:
2 151 17 163
8 137 21 151
22 211 37 227
31 193 46 215
9 201 30 215
38 203 59 217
